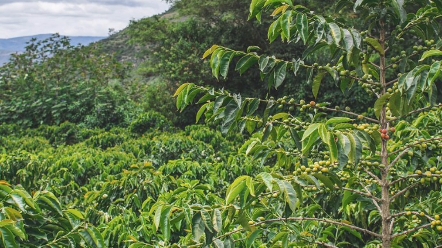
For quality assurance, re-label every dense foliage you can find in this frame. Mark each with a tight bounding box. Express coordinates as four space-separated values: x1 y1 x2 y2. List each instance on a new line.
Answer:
0 34 142 129
174 0 442 247
1 0 442 247
0 117 254 247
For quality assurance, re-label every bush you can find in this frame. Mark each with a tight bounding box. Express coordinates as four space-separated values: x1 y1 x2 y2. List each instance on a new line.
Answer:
129 111 172 135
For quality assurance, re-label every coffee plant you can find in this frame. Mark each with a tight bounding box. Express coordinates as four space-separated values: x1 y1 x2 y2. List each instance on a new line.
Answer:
0 34 138 129
0 181 104 247
174 0 442 247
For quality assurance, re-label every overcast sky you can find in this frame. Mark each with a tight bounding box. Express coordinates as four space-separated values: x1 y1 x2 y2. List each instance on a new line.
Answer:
0 0 171 38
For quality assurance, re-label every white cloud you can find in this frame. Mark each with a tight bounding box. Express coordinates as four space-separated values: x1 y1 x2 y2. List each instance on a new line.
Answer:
0 0 171 38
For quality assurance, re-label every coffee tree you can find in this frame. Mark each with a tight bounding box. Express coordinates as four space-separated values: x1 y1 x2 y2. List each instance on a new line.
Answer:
173 0 442 247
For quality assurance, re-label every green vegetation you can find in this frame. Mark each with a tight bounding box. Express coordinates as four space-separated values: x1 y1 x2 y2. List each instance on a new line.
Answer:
1 0 442 247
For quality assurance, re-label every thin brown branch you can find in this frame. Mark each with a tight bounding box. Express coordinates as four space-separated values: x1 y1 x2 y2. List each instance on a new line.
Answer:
218 217 381 239
391 182 420 201
361 183 382 212
322 107 380 123
385 78 398 86
316 241 338 248
391 223 432 239
343 187 381 202
280 217 381 237
390 211 434 221
386 148 409 171
389 174 419 186
363 167 382 185
401 105 441 118
389 137 442 155
369 61 380 69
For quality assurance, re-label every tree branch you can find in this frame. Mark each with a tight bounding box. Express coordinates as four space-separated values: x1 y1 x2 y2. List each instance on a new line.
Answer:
316 241 338 248
343 187 381 202
389 137 442 155
390 211 434 221
364 167 382 185
401 104 441 118
322 107 380 123
361 183 382 212
391 182 420 201
386 148 409 171
261 217 381 238
391 223 432 239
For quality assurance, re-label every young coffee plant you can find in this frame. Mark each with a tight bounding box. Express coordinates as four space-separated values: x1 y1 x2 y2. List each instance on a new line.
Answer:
174 0 442 247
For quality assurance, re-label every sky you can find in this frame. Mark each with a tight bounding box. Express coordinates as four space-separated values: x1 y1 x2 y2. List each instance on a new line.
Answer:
0 0 171 38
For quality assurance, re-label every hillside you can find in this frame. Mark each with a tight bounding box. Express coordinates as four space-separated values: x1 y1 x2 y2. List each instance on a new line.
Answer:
0 34 105 65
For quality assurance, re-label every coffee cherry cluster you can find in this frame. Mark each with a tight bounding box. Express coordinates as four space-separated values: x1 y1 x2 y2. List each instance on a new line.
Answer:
292 160 337 177
380 129 390 140
431 214 442 232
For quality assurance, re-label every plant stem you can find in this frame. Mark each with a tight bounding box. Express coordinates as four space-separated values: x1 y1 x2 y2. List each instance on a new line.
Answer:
379 20 392 248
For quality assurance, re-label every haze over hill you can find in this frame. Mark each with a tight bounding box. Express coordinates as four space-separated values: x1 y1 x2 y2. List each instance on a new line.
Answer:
0 34 105 65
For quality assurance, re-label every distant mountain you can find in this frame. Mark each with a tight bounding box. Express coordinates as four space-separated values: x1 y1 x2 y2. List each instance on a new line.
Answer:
0 34 105 65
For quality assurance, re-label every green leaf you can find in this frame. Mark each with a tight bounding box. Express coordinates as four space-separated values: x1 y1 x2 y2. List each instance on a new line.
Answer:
173 83 191 97
272 231 288 245
247 46 261 53
212 209 222 233
246 229 263 248
258 56 269 71
201 209 214 232
328 133 338 163
296 13 309 44
4 208 23 221
196 103 209 123
220 51 235 79
210 49 224 79
4 224 26 241
302 123 321 141
213 239 225 248
226 176 248 204
388 91 402 117
280 10 292 41
274 179 298 211
312 71 326 98
0 227 18 248
318 124 330 145
65 209 84 220
246 177 255 197
390 0 407 23
257 172 273 192
268 19 282 43
235 54 259 75
202 45 220 59
274 62 288 89
282 181 298 211
341 226 363 242
326 117 352 126
192 213 205 241
160 206 172 241
303 42 327 59
419 49 442 62
154 205 163 231
8 193 28 212
37 192 63 216
313 173 335 190
428 61 441 86
302 129 320 155
249 0 266 21
374 93 390 119
342 29 354 52
365 38 385 55
328 23 342 45
80 227 105 248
